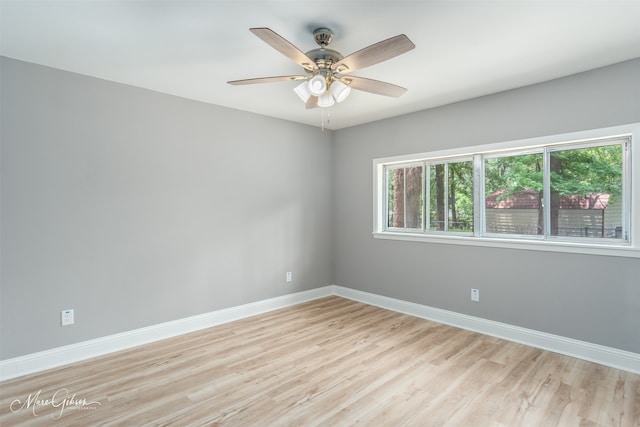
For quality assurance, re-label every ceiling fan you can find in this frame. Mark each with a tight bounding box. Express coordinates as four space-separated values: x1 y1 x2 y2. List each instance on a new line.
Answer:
227 27 415 109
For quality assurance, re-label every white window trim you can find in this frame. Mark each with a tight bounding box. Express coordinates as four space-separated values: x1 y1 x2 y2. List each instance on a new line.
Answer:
373 123 640 259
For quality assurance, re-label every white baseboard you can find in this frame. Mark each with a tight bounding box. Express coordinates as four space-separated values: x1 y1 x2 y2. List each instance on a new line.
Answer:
0 286 334 381
3 284 638 381
332 286 640 375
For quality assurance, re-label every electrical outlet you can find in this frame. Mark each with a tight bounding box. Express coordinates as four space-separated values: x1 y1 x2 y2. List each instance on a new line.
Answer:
61 309 74 326
286 272 292 282
471 289 480 302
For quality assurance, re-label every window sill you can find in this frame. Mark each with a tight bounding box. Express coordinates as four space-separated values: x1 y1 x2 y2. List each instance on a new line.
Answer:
372 231 640 258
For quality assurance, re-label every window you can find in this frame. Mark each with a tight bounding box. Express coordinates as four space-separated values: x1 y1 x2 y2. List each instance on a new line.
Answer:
373 124 639 257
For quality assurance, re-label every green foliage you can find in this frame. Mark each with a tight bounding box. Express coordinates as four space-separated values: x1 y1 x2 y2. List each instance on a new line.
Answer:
485 153 543 197
448 161 474 223
550 145 622 198
485 144 622 200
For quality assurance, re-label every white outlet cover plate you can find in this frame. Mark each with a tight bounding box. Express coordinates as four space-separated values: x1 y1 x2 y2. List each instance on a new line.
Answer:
61 309 74 326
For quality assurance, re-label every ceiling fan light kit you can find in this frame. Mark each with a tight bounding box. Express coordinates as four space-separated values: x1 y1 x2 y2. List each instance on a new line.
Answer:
294 74 352 105
293 80 312 102
331 80 351 103
307 74 327 96
228 26 415 112
317 91 335 108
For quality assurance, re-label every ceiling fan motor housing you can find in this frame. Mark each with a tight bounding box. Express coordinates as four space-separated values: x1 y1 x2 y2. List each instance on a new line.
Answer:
313 28 333 47
305 48 343 70
308 28 343 72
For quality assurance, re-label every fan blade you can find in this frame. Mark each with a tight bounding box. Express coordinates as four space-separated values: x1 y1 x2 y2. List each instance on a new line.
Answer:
250 28 319 72
227 75 307 85
331 34 415 74
305 96 318 109
341 76 407 97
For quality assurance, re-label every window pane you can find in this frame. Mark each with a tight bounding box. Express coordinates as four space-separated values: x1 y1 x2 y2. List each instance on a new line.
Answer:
448 161 474 233
429 161 473 232
429 164 445 231
387 168 397 228
485 153 543 235
549 144 623 239
387 165 423 229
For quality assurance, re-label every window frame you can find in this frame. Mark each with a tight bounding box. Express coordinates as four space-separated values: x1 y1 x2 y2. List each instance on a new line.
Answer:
373 123 639 258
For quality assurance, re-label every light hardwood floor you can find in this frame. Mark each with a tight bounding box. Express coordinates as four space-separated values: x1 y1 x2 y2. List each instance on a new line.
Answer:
1 296 639 426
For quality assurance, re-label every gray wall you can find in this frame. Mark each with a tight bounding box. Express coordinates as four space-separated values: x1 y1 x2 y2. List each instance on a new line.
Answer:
332 58 640 354
1 57 333 359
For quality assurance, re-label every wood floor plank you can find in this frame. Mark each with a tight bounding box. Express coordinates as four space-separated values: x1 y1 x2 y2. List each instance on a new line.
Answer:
1 296 638 426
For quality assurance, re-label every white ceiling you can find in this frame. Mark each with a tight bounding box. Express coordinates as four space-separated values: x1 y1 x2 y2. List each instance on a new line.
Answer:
2 1 640 130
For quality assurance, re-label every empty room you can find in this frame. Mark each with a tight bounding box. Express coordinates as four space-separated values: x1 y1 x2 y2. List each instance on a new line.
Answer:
1 1 639 426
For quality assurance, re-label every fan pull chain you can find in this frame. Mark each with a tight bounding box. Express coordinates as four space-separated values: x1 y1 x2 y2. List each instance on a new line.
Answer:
320 108 331 131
